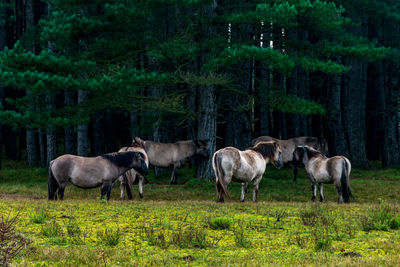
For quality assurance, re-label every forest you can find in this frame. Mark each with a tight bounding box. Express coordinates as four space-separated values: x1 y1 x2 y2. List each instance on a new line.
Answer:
0 0 399 180
2 1 400 265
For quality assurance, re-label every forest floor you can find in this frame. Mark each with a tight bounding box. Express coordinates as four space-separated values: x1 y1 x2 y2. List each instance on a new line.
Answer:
1 160 400 266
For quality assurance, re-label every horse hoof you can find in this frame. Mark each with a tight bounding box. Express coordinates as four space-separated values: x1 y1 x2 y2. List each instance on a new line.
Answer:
139 193 143 199
170 181 177 185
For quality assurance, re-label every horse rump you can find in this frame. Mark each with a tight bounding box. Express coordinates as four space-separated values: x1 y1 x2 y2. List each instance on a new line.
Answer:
48 163 59 200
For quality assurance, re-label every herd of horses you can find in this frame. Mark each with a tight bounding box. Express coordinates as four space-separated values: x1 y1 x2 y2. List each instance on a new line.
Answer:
48 136 352 203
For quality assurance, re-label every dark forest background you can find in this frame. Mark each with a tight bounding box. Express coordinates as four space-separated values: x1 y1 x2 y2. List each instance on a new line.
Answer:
0 0 399 179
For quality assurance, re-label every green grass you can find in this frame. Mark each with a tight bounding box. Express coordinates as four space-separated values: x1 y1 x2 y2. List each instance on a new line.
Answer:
1 160 400 266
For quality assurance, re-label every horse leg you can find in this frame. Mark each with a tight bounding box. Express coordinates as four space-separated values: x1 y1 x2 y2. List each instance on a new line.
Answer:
252 183 259 202
216 182 224 203
311 182 316 201
170 163 180 185
334 180 344 203
293 164 298 182
58 183 66 200
101 181 112 200
138 175 144 199
240 182 248 202
119 177 125 200
318 183 324 202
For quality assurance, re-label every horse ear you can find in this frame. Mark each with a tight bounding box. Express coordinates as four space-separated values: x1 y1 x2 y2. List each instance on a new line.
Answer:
134 137 145 147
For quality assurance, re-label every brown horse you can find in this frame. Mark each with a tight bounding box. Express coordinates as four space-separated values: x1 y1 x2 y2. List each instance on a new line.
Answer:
293 146 352 203
48 151 148 200
133 137 209 184
212 141 283 203
118 142 149 200
252 136 329 181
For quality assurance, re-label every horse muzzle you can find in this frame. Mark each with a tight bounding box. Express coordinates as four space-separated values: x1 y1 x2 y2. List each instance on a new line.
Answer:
140 163 149 176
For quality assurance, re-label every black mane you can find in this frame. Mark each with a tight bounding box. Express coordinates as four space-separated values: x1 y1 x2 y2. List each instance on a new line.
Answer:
306 147 325 158
246 142 277 159
101 151 140 168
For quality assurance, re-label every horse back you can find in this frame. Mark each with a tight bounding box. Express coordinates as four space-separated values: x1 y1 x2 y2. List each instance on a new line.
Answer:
144 140 195 167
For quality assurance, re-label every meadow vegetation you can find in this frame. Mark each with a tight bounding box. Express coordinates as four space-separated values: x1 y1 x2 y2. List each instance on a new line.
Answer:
1 160 400 266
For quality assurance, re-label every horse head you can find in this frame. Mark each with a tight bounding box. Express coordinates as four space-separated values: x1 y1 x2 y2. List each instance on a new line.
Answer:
193 140 210 159
133 152 149 176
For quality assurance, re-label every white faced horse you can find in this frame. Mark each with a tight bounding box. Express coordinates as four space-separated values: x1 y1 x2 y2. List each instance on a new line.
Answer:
212 141 283 203
293 146 352 203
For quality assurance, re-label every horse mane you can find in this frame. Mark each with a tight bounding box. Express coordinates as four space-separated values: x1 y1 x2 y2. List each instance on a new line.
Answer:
101 152 140 168
246 142 277 159
305 146 325 158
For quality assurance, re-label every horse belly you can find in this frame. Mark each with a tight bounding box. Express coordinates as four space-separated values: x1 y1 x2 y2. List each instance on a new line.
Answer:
314 170 332 183
69 167 105 188
233 163 258 182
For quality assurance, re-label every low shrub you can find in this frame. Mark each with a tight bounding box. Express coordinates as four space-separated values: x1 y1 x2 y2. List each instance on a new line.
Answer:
30 210 47 224
361 203 400 231
233 225 250 248
0 213 30 266
97 227 121 247
209 217 233 230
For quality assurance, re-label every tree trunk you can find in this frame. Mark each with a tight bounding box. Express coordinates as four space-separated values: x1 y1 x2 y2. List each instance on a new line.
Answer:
324 57 350 157
93 110 104 155
46 96 57 165
64 90 75 154
196 0 217 180
25 0 38 167
77 90 88 156
382 59 400 167
341 56 369 168
225 24 253 149
38 129 46 167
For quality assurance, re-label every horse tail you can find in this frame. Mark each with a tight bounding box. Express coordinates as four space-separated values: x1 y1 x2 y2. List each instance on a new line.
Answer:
48 161 58 200
213 153 231 200
123 172 133 200
341 158 351 203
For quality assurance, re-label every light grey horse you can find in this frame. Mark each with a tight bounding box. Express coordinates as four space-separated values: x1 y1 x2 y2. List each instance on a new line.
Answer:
133 137 209 184
293 146 352 203
118 143 149 200
48 151 148 200
212 141 283 203
252 136 329 181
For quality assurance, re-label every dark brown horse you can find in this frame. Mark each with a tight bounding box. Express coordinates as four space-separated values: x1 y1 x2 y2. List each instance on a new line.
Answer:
133 137 209 184
252 136 329 181
48 151 148 200
293 146 352 203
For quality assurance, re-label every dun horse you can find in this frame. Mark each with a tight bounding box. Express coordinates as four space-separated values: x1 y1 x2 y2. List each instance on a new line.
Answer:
212 141 283 203
293 146 352 203
118 142 149 200
48 151 148 200
133 137 209 184
252 136 329 181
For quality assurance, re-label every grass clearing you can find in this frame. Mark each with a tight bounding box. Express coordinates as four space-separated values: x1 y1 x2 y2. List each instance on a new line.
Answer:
1 160 400 265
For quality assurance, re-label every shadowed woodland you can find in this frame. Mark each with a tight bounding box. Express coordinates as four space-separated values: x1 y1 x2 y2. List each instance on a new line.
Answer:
0 0 400 180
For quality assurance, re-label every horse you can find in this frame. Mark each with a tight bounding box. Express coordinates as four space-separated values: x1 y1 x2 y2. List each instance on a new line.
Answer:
48 151 148 200
117 142 149 200
292 146 352 203
212 141 283 203
133 137 209 184
252 136 329 181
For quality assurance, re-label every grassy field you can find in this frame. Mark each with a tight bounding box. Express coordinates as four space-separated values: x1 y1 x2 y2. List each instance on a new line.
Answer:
1 160 400 266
